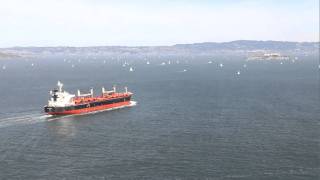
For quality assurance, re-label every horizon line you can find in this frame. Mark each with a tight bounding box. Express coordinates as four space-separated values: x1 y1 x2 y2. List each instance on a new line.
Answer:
1 40 319 49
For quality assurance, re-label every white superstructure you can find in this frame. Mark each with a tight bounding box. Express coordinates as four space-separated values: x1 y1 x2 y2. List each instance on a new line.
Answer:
48 81 75 107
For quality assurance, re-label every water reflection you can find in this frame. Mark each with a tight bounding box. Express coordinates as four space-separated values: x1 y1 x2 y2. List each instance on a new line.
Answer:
46 116 78 138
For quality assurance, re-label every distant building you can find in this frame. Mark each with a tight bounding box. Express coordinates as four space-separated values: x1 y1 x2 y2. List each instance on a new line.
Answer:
247 52 290 61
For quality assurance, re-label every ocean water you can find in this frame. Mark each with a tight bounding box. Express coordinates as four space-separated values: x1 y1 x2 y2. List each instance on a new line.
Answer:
0 56 319 179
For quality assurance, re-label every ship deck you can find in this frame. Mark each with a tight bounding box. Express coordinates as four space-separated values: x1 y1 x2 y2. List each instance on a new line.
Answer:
73 92 131 105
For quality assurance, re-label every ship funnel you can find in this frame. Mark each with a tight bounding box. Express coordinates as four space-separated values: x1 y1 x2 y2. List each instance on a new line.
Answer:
77 90 81 96
125 86 128 93
102 87 105 94
113 85 116 92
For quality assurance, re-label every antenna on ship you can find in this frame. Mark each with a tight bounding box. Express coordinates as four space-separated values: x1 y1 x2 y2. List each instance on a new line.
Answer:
57 81 63 92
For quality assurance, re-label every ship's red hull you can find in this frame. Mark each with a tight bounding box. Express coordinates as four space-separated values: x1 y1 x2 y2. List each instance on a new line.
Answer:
47 101 131 115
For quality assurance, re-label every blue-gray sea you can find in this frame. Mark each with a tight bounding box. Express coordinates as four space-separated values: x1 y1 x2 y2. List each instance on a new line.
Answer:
0 56 319 179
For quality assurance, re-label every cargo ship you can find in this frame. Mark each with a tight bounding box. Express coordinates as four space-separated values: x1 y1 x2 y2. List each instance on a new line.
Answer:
44 81 133 115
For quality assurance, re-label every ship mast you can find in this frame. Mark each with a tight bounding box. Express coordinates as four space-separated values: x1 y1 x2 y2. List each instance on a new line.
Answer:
57 81 63 92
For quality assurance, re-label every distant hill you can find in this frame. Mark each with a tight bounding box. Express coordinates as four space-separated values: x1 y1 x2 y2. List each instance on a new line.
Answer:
0 51 20 58
0 40 318 57
174 40 319 51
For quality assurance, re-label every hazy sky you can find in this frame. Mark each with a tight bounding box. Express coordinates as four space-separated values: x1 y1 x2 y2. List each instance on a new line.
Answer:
0 0 319 47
